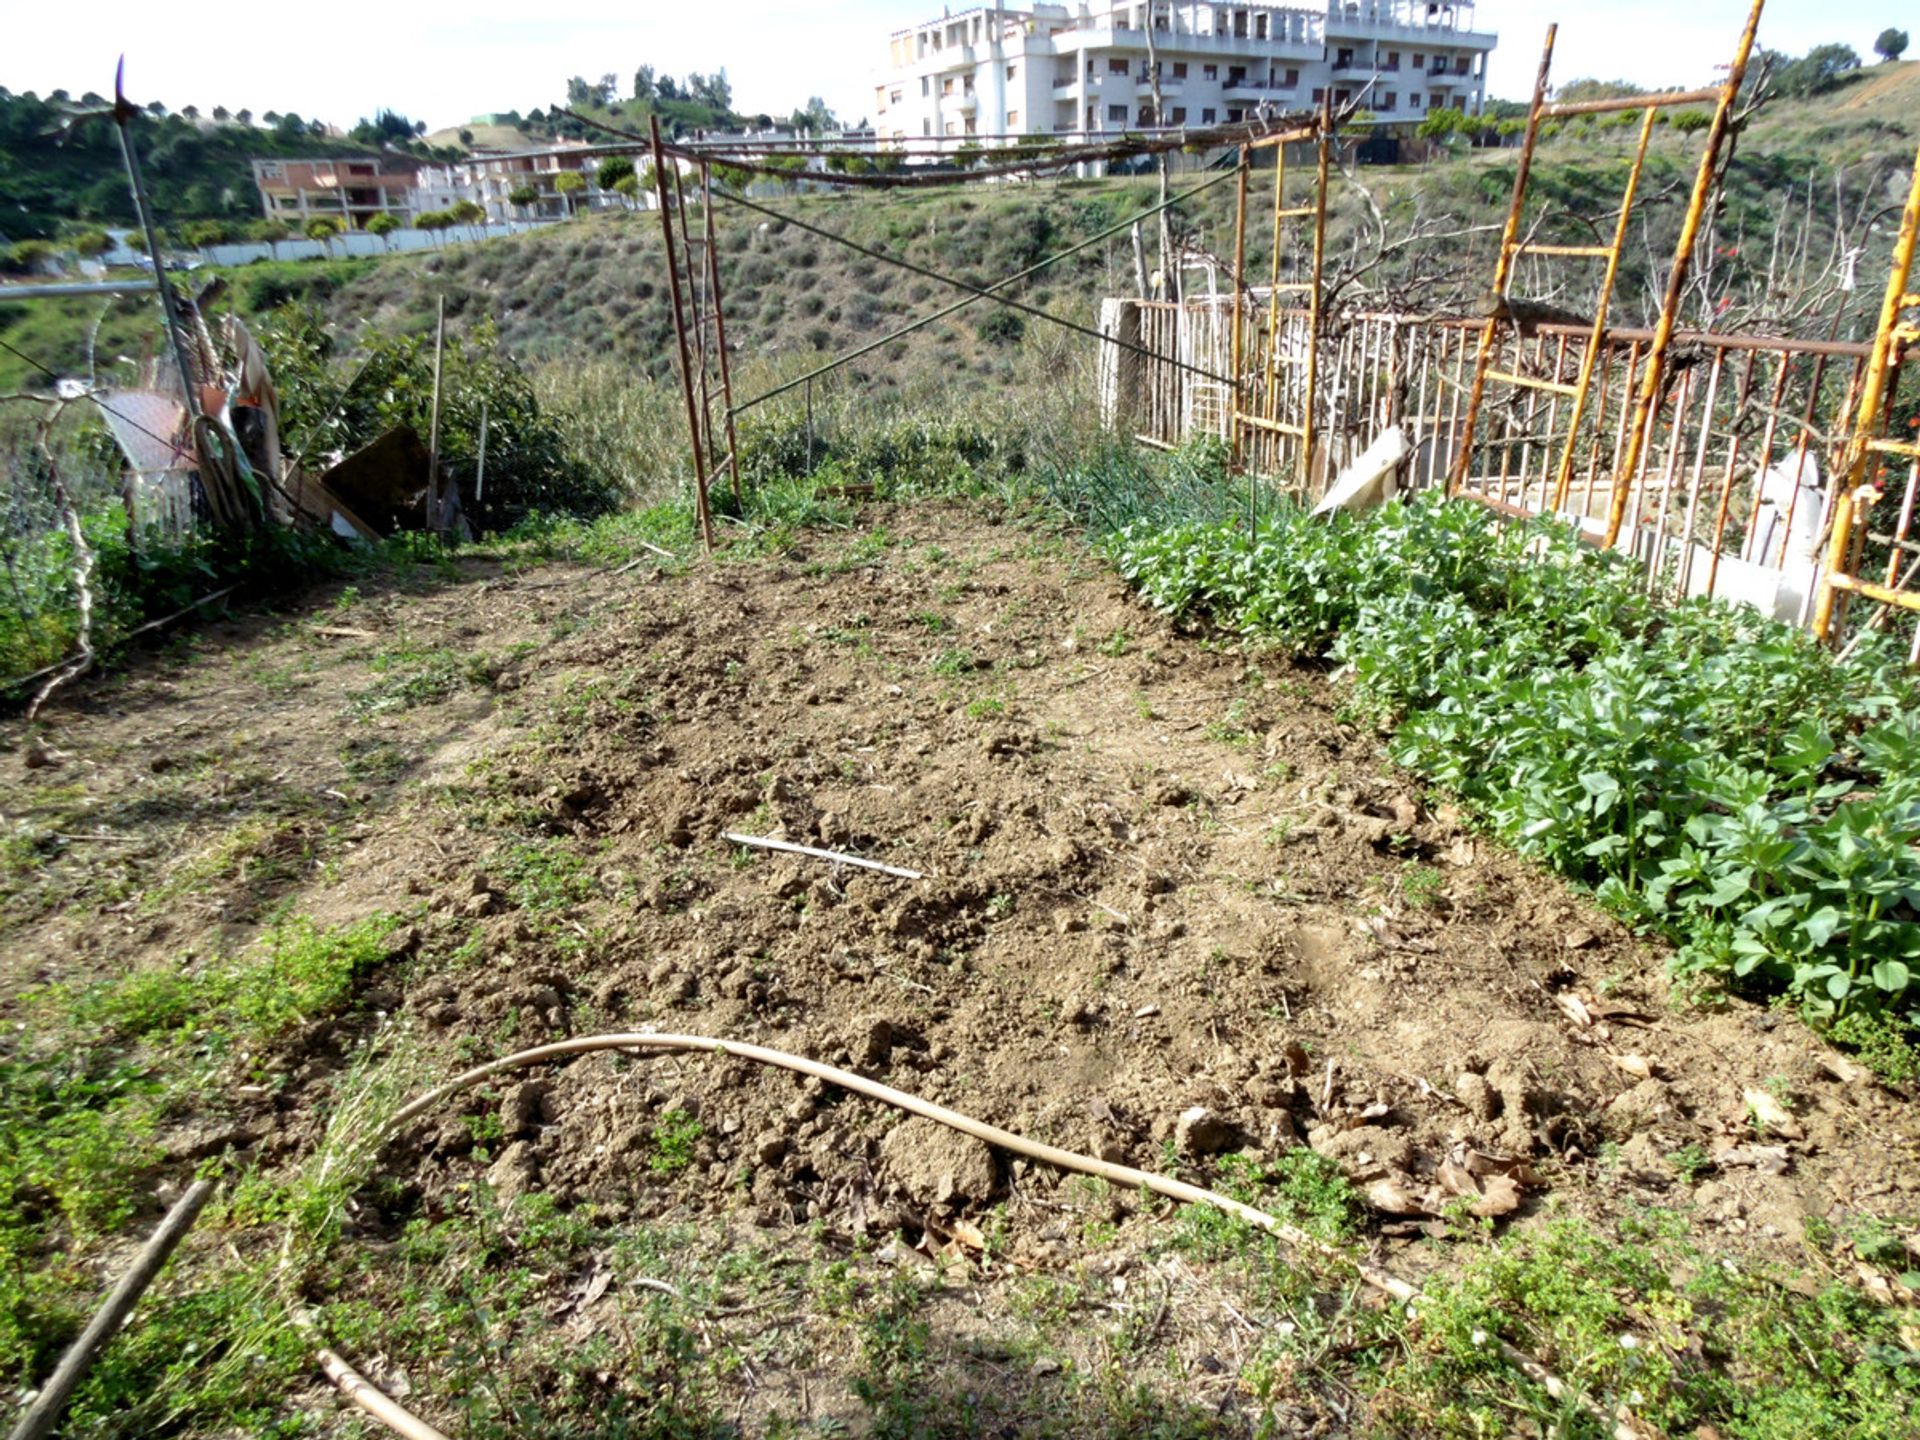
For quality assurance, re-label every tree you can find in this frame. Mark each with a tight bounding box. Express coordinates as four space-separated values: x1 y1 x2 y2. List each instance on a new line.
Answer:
657 74 682 102
596 155 636 191
554 169 587 216
566 77 593 108
248 218 291 250
507 183 540 218
211 105 230 122
366 211 401 249
416 210 450 245
633 65 657 102
181 104 200 120
235 109 253 125
1772 44 1862 98
789 96 838 136
1876 28 1909 62
449 198 487 238
305 215 345 256
180 218 234 247
596 74 620 106
613 173 642 208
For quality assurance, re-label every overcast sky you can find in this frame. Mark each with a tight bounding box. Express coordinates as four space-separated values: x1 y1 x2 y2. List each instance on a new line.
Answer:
4 2 1911 132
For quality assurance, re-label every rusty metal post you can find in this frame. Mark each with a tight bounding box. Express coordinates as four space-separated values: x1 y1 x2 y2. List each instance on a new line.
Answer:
1303 96 1332 498
109 71 200 430
1602 0 1765 548
1814 143 1920 639
700 160 744 509
1449 24 1557 497
650 116 715 552
1549 104 1658 511
1229 145 1250 474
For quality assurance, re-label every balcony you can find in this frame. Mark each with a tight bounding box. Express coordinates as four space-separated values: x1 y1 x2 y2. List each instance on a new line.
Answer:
1135 70 1185 97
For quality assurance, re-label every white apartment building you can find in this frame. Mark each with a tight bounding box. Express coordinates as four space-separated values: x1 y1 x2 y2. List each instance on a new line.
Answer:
875 2 1496 149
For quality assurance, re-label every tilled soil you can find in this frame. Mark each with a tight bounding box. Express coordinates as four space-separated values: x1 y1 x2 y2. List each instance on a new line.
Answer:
5 501 1917 1430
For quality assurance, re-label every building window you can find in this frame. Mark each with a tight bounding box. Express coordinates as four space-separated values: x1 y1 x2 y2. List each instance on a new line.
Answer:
1172 62 1187 79
1201 107 1216 123
1168 106 1187 123
1382 92 1397 110
1410 93 1422 108
1006 63 1017 81
1109 57 1128 74
1385 51 1400 70
945 120 959 135
1227 107 1242 122
259 162 283 178
923 119 933 134
964 75 975 92
1006 109 1021 128
1284 67 1299 87
964 117 976 134
942 77 955 95
1138 105 1155 125
1203 63 1217 80
1312 88 1324 103
890 89 902 104
1412 53 1424 69
1108 103 1127 121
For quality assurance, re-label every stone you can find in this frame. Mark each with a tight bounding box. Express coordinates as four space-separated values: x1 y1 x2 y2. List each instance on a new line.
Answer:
881 1116 999 1211
462 891 498 919
1454 1072 1499 1123
755 1131 789 1165
502 1080 550 1137
1175 1105 1238 1156
854 1015 895 1068
485 1141 540 1203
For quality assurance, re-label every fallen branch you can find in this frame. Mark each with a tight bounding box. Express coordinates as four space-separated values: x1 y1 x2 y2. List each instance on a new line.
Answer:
8 1180 213 1440
721 832 924 880
1 585 240 699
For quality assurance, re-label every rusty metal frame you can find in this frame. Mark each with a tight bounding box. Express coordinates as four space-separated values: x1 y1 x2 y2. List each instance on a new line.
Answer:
1447 0 1766 542
1814 143 1920 644
1227 109 1331 497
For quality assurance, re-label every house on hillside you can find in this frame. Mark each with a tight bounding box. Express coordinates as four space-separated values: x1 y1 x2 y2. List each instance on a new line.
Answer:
249 156 423 229
874 1 1496 156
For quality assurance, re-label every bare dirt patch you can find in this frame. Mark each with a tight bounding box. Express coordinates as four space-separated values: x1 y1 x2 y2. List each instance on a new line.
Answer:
4 500 1915 1432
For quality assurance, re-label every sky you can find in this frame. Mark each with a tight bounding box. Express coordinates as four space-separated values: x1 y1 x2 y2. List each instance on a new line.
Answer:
2 1 1911 133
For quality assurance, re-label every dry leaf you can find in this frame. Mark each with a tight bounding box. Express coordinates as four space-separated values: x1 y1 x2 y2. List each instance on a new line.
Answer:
1471 1173 1523 1217
1365 1174 1434 1216
1555 992 1594 1028
1614 1053 1655 1081
948 1219 988 1252
1282 1040 1311 1077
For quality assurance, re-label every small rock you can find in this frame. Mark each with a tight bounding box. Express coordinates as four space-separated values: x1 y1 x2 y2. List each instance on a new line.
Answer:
1454 1072 1499 1122
502 1080 549 1137
1175 1105 1238 1156
469 872 494 897
882 1115 999 1211
462 891 498 919
1032 1357 1062 1376
754 1131 789 1164
854 1016 894 1068
485 1141 540 1203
